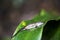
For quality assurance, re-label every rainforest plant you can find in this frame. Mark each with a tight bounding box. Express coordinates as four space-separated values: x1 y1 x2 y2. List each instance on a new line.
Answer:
11 9 60 40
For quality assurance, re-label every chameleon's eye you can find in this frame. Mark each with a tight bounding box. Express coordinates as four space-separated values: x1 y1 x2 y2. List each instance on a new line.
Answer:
21 21 26 26
23 22 43 30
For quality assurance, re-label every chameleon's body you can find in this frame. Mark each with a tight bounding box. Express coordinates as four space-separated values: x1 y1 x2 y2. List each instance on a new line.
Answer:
11 9 60 40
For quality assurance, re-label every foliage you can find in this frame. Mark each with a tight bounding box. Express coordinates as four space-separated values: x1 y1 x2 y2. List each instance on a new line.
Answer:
11 9 60 40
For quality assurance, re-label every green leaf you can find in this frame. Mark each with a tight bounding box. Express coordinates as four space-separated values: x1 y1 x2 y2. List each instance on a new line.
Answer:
42 20 60 40
11 9 60 40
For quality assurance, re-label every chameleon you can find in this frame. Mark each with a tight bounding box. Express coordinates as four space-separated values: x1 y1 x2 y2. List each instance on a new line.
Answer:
11 9 60 40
